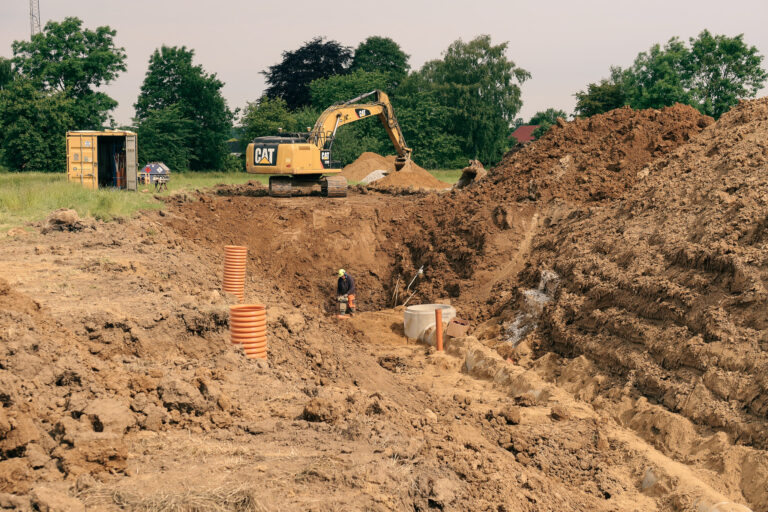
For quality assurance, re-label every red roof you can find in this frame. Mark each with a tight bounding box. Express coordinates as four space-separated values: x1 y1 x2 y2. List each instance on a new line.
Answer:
511 125 539 143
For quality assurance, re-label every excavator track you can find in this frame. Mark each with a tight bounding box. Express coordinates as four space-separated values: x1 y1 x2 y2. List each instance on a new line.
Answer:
322 176 347 198
269 176 292 198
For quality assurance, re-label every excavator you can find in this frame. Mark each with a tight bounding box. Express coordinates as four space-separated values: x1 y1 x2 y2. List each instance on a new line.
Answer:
245 90 412 197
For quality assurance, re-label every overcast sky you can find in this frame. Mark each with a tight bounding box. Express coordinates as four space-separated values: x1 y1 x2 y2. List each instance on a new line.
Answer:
2 0 767 126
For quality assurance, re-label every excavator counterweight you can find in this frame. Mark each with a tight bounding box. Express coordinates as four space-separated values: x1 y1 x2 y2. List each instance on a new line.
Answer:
245 90 411 198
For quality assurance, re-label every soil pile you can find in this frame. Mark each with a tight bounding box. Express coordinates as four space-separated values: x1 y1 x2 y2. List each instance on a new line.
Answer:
390 105 714 305
479 104 712 203
526 98 768 465
341 152 448 190
371 160 449 190
340 152 391 181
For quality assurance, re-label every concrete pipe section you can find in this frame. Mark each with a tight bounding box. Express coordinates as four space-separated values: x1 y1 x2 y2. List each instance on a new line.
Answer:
404 304 456 342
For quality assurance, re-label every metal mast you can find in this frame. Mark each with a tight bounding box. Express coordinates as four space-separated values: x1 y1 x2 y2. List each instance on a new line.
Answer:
29 0 41 38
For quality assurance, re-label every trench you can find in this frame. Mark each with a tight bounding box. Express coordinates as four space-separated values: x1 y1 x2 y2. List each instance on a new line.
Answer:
161 189 767 511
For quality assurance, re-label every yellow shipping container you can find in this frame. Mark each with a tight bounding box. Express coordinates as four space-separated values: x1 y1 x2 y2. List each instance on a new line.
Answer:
66 130 138 190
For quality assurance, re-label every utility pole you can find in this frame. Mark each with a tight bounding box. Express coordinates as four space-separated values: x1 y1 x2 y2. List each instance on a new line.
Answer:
29 0 41 38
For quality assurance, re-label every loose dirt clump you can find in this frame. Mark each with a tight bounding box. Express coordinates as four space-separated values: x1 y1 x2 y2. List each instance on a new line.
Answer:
214 180 267 197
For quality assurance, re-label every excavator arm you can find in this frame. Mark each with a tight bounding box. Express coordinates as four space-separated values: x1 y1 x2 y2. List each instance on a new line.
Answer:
308 90 412 170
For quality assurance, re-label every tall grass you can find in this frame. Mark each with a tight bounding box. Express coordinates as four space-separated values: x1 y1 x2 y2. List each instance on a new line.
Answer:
0 173 161 231
0 171 271 231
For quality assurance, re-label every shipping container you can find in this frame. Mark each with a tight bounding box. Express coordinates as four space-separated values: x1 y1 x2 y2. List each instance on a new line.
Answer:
66 130 137 191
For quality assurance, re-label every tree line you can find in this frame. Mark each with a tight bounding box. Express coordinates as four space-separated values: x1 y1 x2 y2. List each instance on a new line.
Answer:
0 18 765 173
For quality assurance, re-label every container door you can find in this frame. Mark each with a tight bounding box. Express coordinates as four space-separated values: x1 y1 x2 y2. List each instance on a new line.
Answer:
125 134 137 191
67 134 97 189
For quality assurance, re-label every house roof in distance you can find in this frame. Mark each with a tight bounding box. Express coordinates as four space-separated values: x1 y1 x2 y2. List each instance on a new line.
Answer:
511 125 539 143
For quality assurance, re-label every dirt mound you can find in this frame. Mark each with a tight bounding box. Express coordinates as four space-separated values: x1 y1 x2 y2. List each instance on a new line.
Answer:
341 152 448 190
371 160 449 190
340 152 392 182
481 104 712 203
525 98 768 460
389 104 714 306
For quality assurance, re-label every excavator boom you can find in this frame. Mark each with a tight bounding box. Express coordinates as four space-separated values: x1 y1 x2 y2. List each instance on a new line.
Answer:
308 90 412 168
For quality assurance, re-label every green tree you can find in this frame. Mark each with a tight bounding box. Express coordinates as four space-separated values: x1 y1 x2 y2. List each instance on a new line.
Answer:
240 96 298 141
12 17 125 96
574 67 629 117
628 37 692 110
135 106 194 171
263 37 352 110
293 106 321 133
0 80 74 171
421 35 530 164
0 57 14 90
529 108 568 126
309 69 390 107
135 46 233 170
574 31 767 118
687 30 768 118
307 70 395 165
11 17 125 127
0 18 126 170
352 36 409 88
394 74 464 169
529 108 568 139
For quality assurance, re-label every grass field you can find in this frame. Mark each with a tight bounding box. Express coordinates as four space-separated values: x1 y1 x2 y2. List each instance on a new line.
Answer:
0 170 458 232
0 172 261 232
430 169 463 183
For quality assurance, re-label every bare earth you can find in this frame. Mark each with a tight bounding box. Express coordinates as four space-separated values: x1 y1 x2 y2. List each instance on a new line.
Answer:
1 99 767 511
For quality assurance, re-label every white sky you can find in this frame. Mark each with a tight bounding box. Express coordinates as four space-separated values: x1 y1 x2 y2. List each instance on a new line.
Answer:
2 0 767 126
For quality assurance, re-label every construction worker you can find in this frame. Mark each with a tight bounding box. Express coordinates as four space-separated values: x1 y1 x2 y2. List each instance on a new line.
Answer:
337 269 356 315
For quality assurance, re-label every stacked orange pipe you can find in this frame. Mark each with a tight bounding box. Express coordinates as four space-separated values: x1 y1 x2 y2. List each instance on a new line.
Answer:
230 304 267 359
223 245 247 302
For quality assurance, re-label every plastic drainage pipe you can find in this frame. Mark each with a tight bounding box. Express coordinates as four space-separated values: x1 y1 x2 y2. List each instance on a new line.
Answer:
230 304 267 360
223 245 247 302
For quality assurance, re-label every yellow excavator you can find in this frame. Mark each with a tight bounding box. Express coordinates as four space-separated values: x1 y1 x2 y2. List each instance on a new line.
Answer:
245 90 412 197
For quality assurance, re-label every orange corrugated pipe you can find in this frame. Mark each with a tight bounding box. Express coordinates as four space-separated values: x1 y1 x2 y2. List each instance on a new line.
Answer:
223 245 247 302
435 308 444 351
230 304 267 359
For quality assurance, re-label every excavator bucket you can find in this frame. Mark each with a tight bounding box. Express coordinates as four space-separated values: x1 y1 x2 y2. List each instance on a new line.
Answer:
454 160 488 189
395 156 408 171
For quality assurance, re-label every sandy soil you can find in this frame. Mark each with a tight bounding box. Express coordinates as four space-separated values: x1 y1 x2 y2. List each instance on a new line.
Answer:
341 152 449 190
